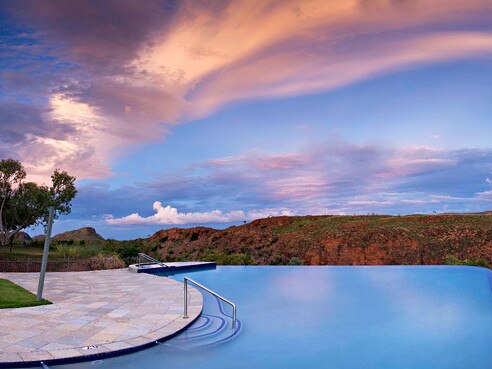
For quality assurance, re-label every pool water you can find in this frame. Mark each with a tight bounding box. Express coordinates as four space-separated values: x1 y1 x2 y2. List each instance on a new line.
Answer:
53 266 492 369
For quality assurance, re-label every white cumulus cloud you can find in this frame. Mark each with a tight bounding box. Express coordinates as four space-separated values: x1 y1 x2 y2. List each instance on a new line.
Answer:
105 201 294 226
106 201 246 225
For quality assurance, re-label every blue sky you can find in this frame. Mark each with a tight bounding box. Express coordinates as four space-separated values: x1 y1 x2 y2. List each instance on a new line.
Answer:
1 0 492 239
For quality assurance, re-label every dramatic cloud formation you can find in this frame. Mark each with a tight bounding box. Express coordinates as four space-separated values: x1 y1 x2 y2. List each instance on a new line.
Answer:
2 0 492 181
2 1 492 237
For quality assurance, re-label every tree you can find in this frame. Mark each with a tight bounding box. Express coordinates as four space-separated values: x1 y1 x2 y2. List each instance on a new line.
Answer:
0 159 77 249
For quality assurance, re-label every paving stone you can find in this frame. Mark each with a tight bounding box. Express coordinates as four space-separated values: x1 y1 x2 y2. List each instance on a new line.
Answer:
0 352 22 363
0 269 202 365
48 348 83 360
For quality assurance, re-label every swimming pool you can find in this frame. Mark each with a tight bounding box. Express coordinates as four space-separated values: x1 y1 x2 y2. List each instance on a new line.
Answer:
48 266 492 369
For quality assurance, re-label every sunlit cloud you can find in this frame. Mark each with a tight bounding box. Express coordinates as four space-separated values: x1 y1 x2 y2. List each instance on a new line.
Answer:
2 0 492 180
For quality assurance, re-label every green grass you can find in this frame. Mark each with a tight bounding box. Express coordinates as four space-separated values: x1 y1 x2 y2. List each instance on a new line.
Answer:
0 278 51 309
273 214 492 235
0 243 52 260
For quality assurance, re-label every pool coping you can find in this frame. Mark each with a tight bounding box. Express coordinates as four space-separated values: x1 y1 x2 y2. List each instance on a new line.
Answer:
0 271 203 368
0 311 202 368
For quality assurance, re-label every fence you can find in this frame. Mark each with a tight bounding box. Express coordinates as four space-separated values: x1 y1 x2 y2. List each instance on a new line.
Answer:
0 256 138 273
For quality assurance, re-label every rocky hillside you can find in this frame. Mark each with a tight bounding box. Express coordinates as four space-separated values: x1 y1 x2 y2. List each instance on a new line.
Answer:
147 214 492 265
52 227 105 242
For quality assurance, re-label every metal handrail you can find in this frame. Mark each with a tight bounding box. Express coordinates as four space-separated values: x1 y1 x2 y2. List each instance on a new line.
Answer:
137 253 168 267
183 277 236 322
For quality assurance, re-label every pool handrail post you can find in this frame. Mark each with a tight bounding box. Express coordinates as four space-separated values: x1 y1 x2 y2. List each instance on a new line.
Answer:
183 277 236 323
183 278 188 319
137 253 168 268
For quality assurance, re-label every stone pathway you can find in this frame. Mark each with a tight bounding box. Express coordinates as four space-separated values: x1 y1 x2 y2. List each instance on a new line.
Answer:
0 269 202 366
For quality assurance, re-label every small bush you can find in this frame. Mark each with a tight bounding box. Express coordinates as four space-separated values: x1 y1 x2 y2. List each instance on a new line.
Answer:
203 251 254 265
288 257 303 265
271 255 285 265
55 244 83 258
30 240 45 248
88 254 125 270
116 243 140 259
445 255 490 268
55 243 105 258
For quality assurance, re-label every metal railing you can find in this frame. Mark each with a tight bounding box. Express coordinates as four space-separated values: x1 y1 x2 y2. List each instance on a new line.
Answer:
137 253 168 267
183 277 236 323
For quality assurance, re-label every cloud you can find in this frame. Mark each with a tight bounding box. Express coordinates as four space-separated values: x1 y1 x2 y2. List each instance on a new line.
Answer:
486 178 492 184
475 190 492 200
2 0 492 180
105 200 292 225
94 141 492 228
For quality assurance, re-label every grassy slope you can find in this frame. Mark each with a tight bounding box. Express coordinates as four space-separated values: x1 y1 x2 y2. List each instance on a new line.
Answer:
0 278 51 309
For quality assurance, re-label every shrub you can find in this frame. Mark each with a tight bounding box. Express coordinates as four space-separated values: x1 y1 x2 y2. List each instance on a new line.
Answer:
271 255 285 265
288 257 303 265
88 254 125 270
445 255 490 268
203 251 254 265
55 244 83 258
30 240 44 248
116 243 140 259
55 243 105 258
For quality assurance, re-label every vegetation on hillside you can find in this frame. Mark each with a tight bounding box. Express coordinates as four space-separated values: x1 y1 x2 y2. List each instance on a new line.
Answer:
0 238 154 269
146 214 492 267
2 214 490 268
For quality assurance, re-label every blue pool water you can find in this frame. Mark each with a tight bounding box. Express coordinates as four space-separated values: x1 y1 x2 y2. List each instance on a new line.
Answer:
54 266 491 369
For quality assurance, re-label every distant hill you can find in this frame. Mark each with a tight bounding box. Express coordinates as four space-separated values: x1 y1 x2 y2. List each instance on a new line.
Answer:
146 214 492 265
476 211 492 215
13 231 32 243
53 227 105 241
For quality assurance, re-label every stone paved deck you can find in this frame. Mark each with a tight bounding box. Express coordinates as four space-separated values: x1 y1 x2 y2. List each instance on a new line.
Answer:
0 269 202 366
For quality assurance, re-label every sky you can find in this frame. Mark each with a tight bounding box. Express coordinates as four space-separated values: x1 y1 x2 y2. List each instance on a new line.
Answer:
1 0 492 239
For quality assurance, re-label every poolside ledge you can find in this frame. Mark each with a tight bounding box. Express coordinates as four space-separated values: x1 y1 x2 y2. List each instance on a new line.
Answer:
0 269 202 368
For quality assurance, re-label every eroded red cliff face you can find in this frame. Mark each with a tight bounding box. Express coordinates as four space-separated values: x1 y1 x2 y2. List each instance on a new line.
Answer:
147 215 492 265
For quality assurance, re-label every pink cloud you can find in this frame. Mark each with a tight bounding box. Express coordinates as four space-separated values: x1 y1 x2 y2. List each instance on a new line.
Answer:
4 0 492 181
163 140 473 205
100 142 492 224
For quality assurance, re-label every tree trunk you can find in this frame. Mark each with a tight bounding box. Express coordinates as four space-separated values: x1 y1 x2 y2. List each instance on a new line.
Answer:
0 233 7 247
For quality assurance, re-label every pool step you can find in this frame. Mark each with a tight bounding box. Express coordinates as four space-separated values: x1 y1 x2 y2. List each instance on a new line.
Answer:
162 295 241 348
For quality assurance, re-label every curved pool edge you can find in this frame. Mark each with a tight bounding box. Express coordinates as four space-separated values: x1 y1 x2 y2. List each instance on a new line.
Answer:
0 271 203 369
0 310 203 368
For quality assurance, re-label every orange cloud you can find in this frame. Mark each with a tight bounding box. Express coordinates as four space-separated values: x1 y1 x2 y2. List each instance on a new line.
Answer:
130 0 492 119
5 0 492 180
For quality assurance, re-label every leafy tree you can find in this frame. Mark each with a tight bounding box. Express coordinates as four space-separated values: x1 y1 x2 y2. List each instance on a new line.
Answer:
0 159 77 249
